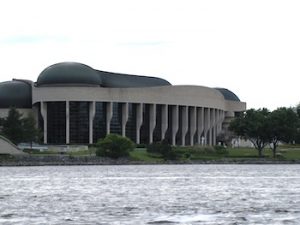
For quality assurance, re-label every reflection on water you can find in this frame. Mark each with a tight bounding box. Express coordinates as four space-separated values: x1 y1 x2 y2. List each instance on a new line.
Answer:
1 165 300 224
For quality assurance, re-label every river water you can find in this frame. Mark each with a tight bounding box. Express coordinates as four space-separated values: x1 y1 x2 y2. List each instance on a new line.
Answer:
0 164 300 225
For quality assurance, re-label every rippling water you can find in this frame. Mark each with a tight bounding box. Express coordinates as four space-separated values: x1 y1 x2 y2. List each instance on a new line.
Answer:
1 165 300 224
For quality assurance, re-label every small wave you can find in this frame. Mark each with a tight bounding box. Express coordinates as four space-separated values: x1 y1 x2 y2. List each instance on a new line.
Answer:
147 220 176 224
148 214 215 224
1 213 14 218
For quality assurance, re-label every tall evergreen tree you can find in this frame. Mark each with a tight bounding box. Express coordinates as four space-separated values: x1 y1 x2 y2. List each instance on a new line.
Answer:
2 107 24 144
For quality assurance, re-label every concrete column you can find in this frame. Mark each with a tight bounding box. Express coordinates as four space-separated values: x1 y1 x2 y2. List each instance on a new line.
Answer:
216 109 221 134
122 103 129 137
89 101 96 144
106 102 113 135
161 104 168 140
136 103 143 144
189 107 196 146
218 110 223 133
181 106 188 146
197 107 204 145
211 108 216 146
149 104 156 144
66 101 70 144
204 108 210 146
220 110 225 132
215 109 220 138
40 102 47 144
172 105 179 146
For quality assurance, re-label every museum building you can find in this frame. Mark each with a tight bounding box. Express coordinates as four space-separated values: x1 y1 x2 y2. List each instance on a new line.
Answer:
0 62 246 146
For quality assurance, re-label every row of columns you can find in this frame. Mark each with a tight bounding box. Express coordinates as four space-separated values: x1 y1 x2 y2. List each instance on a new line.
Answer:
40 101 225 146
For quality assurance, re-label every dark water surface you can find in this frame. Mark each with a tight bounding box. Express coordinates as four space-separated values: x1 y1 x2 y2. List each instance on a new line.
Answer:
0 165 300 224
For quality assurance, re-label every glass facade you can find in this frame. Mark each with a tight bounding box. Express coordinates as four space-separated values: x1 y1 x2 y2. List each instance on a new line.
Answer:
47 102 66 144
126 103 137 142
140 104 150 144
110 102 122 135
42 101 210 146
93 102 106 142
176 106 183 145
153 104 162 142
164 105 173 144
70 101 89 144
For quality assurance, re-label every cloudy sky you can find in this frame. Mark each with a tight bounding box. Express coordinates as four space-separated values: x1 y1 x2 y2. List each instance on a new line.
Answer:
0 0 299 110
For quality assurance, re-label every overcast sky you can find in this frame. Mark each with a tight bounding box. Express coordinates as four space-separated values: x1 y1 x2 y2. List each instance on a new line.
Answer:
0 0 299 110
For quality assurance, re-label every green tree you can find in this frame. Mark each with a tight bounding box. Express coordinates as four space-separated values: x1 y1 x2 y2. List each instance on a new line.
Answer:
295 103 300 144
267 107 299 157
95 134 135 159
296 103 300 118
1 107 24 144
147 139 176 160
1 108 40 146
229 108 270 157
22 112 40 148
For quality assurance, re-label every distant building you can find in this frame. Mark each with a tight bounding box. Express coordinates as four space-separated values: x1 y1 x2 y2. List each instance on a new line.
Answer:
0 62 246 146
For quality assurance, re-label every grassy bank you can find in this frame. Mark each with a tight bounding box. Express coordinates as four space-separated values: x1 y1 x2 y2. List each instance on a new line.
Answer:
3 145 300 165
129 145 300 162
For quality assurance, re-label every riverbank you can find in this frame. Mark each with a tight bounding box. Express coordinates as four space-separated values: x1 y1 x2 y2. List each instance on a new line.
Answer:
1 155 300 166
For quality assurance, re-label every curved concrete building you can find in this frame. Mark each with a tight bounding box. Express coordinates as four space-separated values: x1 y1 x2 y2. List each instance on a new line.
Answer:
0 62 246 146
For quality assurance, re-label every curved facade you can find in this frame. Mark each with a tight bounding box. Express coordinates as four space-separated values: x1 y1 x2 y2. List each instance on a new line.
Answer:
0 62 246 146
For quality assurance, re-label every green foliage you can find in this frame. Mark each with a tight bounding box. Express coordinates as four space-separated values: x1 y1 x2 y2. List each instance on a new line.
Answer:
0 117 4 126
1 108 40 145
1 108 24 144
146 140 177 160
23 148 41 154
2 108 40 144
267 107 299 157
230 108 270 157
230 107 300 158
170 145 229 160
136 143 146 148
95 134 135 159
142 145 300 161
214 145 229 155
22 112 41 146
129 149 163 162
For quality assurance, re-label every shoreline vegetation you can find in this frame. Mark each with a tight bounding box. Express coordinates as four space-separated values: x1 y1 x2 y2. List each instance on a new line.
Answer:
1 145 300 166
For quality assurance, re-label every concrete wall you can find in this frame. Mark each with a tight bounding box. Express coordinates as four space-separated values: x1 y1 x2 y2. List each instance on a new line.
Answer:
33 85 246 111
0 136 25 155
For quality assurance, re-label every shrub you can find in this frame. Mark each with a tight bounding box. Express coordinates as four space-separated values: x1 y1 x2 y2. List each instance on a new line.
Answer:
214 145 229 155
95 134 135 159
147 140 177 160
136 143 146 148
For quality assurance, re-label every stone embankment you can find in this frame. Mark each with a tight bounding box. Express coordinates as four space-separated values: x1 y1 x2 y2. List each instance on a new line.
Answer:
1 155 300 166
0 155 134 166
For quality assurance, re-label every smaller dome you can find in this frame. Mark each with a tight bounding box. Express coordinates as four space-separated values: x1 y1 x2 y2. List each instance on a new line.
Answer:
215 88 240 101
36 62 102 86
0 80 32 108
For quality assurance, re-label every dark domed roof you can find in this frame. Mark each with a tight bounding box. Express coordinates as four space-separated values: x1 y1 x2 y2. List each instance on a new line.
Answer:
96 70 171 88
215 88 240 101
36 62 171 88
36 62 102 86
0 80 32 108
